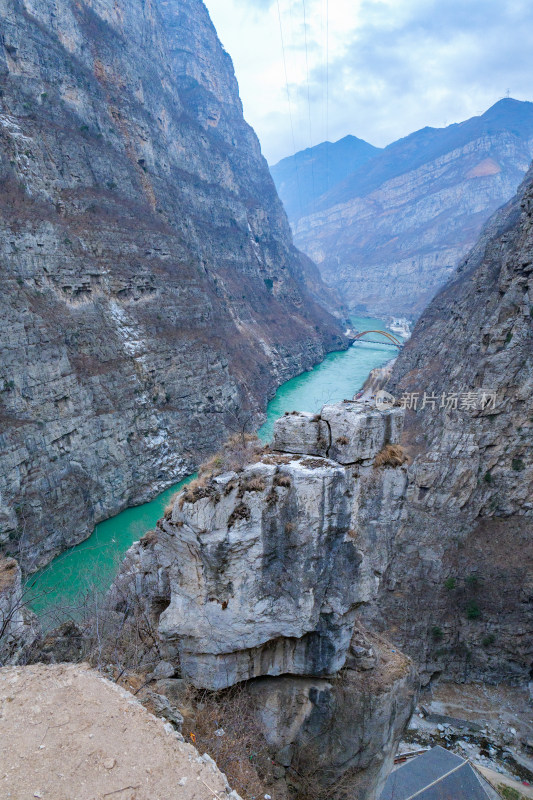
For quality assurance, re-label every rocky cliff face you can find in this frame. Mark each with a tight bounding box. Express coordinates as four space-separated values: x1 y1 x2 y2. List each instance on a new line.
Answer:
0 0 345 570
0 556 36 664
109 403 417 799
274 99 533 316
367 164 533 684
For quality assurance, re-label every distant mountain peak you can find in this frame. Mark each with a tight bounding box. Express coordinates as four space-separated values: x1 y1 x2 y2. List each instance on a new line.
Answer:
273 98 533 317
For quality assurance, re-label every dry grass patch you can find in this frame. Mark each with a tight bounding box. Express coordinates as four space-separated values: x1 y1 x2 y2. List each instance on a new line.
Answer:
374 444 407 468
273 473 292 488
181 685 274 800
200 433 265 477
178 475 218 509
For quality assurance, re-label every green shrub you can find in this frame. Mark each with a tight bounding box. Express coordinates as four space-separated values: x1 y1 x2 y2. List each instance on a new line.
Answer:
466 601 481 620
431 625 444 640
498 785 526 800
512 458 525 471
482 634 495 647
484 471 492 483
444 577 456 590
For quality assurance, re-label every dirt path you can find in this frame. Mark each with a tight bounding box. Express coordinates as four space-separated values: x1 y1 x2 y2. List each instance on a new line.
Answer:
0 664 241 800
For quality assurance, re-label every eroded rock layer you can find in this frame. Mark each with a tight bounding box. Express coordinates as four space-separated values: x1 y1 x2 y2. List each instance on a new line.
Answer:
0 0 344 569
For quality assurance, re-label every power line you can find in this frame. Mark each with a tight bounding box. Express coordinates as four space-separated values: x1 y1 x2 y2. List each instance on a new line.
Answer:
276 0 304 217
301 0 317 213
326 0 330 194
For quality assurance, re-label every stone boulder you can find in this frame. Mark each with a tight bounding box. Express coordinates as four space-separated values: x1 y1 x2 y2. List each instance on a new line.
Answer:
272 412 330 456
272 402 404 465
322 403 404 464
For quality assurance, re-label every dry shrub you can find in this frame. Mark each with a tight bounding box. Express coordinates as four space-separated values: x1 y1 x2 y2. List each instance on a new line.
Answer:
273 473 291 488
164 493 180 519
197 433 265 479
374 444 407 468
174 435 266 512
139 529 158 547
178 475 215 509
336 436 349 446
227 502 251 528
285 522 295 534
238 474 266 496
263 454 296 466
182 685 274 800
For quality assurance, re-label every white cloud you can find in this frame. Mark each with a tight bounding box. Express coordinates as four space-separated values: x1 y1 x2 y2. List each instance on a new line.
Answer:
203 0 533 164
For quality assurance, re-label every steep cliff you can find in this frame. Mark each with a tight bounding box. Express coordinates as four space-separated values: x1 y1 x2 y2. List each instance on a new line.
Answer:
108 403 417 799
367 164 533 684
273 99 533 316
0 0 345 570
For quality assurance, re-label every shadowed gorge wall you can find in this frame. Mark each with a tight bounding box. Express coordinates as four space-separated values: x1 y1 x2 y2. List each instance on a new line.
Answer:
366 164 533 683
0 0 345 570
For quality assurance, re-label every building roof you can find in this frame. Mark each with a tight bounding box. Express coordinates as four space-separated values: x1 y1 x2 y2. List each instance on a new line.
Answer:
380 746 492 800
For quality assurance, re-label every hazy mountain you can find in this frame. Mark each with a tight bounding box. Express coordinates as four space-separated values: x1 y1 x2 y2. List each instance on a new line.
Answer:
270 135 380 222
272 99 533 316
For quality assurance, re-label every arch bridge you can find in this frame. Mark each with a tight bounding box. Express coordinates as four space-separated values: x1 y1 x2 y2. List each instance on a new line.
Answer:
352 330 403 348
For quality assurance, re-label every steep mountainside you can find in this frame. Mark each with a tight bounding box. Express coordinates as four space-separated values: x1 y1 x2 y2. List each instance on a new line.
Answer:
367 164 533 683
0 0 345 570
270 134 380 222
274 99 533 316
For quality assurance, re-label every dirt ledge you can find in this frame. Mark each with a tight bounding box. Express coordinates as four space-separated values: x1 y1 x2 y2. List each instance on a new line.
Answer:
0 663 242 800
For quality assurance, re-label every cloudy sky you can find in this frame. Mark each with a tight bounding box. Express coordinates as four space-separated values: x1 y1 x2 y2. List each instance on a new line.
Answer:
203 0 533 165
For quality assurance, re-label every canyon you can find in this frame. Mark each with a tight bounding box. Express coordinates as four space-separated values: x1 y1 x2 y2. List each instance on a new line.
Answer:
272 98 533 317
0 0 345 573
0 0 531 799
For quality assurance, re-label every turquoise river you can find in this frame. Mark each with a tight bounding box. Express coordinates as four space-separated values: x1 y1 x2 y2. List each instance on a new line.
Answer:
29 316 397 625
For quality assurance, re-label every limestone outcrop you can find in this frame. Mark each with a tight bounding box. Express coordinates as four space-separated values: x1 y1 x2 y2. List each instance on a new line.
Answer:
272 404 403 464
109 402 417 799
0 0 345 571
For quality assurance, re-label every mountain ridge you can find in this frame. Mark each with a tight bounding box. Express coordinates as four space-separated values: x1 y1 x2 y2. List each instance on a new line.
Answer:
272 98 533 316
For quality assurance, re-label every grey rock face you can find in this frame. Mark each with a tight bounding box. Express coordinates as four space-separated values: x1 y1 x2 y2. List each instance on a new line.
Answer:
272 412 329 457
321 403 403 464
0 0 345 570
369 164 533 683
159 458 361 688
248 632 416 800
